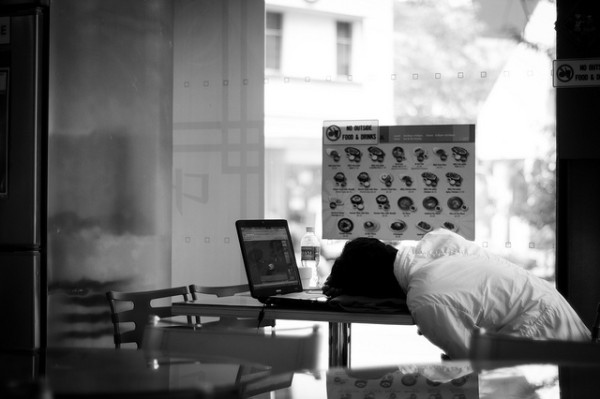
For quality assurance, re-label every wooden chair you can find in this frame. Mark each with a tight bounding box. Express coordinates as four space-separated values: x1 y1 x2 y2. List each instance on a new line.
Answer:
106 286 192 349
469 328 600 369
143 320 322 374
188 284 275 329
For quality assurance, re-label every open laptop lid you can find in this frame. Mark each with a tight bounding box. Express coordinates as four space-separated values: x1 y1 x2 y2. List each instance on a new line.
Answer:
235 219 303 300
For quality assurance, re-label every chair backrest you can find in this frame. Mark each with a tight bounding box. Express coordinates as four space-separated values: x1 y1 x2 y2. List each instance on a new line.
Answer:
469 328 600 369
189 284 250 299
143 322 322 374
106 286 191 348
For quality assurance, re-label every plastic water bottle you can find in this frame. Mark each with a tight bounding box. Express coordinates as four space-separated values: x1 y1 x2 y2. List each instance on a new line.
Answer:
300 227 320 288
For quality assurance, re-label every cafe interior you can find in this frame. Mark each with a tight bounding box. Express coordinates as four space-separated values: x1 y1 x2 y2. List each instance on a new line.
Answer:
2 0 600 397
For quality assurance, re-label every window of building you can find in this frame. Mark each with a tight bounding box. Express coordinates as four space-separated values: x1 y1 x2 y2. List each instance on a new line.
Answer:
336 21 352 76
266 11 283 72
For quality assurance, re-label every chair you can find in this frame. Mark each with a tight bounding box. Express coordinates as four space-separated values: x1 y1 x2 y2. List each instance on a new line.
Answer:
188 284 275 329
106 286 192 349
143 320 322 374
469 328 600 369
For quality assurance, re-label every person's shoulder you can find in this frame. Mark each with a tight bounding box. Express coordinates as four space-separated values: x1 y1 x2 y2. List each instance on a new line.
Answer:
416 228 472 254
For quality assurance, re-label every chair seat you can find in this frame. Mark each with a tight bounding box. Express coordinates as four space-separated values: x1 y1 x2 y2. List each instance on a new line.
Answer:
469 328 600 369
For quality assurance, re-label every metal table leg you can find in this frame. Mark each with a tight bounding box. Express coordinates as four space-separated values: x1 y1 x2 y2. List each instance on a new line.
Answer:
329 322 351 367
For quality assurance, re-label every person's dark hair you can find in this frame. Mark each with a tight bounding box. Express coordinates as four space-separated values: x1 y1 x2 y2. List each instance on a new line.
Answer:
326 237 403 298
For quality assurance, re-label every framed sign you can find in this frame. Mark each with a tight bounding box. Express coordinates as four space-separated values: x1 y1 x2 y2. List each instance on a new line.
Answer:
322 123 475 240
553 58 600 88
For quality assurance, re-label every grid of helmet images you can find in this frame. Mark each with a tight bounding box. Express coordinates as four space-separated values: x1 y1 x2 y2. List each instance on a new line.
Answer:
322 123 475 241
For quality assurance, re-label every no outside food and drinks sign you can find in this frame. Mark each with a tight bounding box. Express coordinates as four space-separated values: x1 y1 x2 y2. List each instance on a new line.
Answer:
553 58 600 88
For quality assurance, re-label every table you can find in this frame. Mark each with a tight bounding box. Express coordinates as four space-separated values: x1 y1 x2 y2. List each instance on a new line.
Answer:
172 295 414 368
0 347 272 398
3 349 600 399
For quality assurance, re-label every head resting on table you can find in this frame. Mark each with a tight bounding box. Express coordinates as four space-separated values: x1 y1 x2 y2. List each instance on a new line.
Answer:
323 237 405 299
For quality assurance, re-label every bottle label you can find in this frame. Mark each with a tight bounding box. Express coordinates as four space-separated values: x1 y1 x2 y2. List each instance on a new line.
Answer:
301 246 319 260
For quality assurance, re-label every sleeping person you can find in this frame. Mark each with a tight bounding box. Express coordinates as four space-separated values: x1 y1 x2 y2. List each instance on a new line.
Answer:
321 228 591 359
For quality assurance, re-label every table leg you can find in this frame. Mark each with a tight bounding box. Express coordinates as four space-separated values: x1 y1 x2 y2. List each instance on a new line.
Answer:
328 322 351 367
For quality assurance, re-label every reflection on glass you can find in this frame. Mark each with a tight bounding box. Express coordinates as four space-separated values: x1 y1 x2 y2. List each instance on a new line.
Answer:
327 364 478 399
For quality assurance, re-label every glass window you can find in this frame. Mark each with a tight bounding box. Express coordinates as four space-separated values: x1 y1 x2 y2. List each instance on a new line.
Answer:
266 11 282 71
336 21 352 76
265 1 556 282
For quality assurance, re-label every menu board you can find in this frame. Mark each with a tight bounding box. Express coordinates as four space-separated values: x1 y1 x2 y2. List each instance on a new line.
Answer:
322 122 475 240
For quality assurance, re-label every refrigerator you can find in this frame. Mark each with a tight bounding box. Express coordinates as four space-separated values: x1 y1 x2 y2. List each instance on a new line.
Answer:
0 4 47 352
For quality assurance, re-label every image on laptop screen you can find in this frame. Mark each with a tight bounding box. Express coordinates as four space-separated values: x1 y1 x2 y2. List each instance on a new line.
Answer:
238 224 300 291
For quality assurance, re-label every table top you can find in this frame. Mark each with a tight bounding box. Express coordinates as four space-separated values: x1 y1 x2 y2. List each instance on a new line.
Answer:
3 348 600 398
1 347 270 398
173 295 414 325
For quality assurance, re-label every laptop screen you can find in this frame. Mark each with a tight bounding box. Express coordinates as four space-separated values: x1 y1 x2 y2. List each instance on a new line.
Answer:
236 220 302 296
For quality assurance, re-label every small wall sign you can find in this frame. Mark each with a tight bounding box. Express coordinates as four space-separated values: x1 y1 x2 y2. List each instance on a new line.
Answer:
553 58 600 88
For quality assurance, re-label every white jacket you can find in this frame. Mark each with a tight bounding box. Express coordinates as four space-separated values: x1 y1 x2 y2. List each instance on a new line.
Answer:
393 229 591 359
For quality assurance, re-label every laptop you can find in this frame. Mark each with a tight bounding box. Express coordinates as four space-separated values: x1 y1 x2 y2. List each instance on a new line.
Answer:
235 219 331 309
